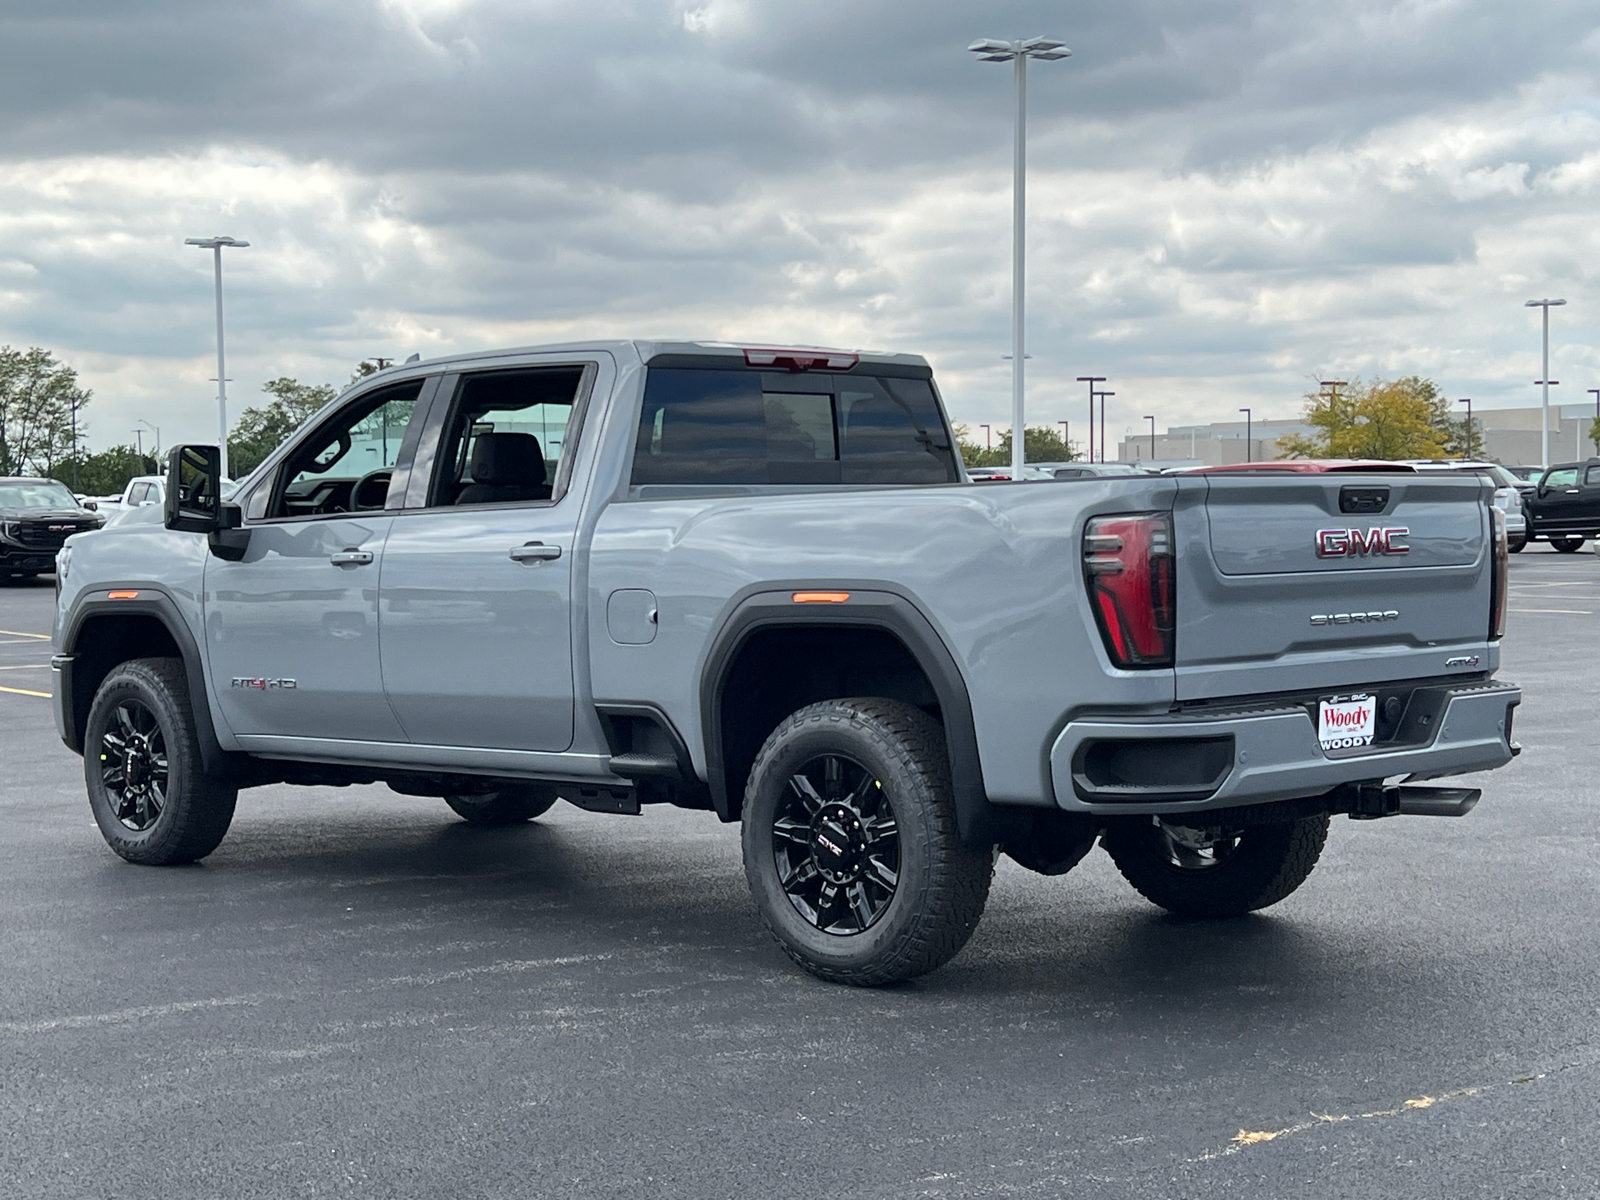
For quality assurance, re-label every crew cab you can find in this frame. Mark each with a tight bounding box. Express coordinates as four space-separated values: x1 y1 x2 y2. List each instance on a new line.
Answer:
0 477 102 582
1522 458 1600 552
51 342 1521 985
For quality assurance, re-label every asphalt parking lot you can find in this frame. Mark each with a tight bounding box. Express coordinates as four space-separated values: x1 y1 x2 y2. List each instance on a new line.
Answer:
1 548 1597 1199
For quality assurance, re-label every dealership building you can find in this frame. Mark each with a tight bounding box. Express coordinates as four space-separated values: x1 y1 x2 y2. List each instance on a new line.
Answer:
1115 403 1600 468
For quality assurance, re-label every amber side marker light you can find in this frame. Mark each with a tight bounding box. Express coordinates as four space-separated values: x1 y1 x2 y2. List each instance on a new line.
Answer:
792 591 850 604
107 590 140 600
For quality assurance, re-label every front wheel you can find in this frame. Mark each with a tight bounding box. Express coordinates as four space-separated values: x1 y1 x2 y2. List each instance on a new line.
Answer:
741 698 993 986
1507 536 1526 554
1551 535 1586 553
444 787 558 826
85 658 238 865
1102 813 1330 918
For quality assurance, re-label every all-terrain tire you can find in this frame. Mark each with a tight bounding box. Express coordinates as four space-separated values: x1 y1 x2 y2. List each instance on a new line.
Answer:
1551 536 1586 553
85 657 238 865
1102 813 1330 918
445 788 558 826
740 698 993 986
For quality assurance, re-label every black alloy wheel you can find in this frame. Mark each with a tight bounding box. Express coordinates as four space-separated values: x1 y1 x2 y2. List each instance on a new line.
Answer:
99 698 169 831
771 752 900 936
741 697 993 986
84 657 238 865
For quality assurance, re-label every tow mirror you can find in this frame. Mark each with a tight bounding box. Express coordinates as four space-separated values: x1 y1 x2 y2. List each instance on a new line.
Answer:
164 445 227 532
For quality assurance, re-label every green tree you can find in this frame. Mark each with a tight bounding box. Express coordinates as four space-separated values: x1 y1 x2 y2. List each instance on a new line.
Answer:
227 376 338 477
1589 414 1600 458
49 446 159 496
1277 376 1455 461
954 423 1078 468
0 346 92 476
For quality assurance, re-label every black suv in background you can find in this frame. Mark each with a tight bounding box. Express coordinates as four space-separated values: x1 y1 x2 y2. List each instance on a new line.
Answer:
0 477 103 582
1523 458 1600 552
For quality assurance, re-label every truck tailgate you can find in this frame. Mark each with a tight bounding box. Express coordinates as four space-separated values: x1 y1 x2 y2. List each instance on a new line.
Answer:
1175 473 1494 700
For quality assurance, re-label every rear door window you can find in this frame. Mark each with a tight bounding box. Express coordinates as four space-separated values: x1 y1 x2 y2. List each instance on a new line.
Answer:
632 367 957 487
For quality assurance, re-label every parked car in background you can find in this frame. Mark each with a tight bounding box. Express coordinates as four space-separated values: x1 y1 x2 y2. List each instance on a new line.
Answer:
966 465 1055 481
1522 459 1600 552
1505 466 1542 483
1397 461 1528 553
0 477 103 582
96 474 237 525
1032 461 1149 480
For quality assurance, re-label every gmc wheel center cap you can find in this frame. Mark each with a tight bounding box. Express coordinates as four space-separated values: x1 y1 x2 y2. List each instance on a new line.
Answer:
813 805 865 882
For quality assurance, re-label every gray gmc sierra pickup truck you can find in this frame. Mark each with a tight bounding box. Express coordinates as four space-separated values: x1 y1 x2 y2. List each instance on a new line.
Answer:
51 341 1521 985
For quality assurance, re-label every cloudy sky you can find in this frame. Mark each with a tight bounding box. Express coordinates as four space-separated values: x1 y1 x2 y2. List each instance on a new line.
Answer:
1 0 1598 453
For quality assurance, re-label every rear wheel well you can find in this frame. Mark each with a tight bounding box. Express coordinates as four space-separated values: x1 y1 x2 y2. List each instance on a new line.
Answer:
716 626 942 822
70 615 182 749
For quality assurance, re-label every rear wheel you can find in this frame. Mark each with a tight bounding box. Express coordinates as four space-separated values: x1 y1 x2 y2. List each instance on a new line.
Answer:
1102 813 1330 918
741 698 993 986
444 787 558 826
1551 535 1586 553
1507 537 1526 553
85 658 238 865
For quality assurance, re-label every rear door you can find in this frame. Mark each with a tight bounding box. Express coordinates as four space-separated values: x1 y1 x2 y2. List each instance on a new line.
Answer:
1175 473 1491 700
377 357 605 752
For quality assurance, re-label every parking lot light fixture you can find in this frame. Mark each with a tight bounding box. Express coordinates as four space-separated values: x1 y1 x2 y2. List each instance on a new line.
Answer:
1240 408 1252 462
1077 376 1105 460
971 35 1071 481
1145 415 1156 462
1458 398 1473 459
1094 391 1113 462
1526 299 1566 470
185 236 250 480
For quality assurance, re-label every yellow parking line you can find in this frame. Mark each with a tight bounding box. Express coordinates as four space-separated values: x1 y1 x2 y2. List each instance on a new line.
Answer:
0 683 49 698
0 663 47 670
0 629 48 639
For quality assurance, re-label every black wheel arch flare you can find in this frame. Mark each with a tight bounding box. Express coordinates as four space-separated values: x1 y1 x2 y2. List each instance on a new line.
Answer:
698 587 1008 845
58 587 228 773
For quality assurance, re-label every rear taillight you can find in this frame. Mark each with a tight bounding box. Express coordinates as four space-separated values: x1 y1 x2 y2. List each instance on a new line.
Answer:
1489 505 1508 639
1084 513 1175 669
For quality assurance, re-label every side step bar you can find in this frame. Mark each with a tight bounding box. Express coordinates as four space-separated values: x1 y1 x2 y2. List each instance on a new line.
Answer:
1346 783 1481 820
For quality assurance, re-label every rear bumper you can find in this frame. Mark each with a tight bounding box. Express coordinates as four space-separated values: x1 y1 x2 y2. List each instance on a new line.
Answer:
1049 681 1520 816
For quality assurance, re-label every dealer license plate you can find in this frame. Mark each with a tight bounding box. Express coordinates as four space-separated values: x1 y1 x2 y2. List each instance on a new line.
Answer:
1318 694 1376 751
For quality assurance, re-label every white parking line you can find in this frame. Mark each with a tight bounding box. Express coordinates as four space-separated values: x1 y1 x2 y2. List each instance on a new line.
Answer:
1510 608 1593 615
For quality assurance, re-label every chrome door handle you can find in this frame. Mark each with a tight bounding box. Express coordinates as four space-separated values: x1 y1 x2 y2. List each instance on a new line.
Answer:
509 542 562 563
330 549 374 566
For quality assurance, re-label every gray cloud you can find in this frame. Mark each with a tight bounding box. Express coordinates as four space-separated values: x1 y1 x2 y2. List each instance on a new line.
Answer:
0 0 1596 451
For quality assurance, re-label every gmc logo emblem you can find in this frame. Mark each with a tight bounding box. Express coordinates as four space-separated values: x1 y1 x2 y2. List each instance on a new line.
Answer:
1315 527 1410 558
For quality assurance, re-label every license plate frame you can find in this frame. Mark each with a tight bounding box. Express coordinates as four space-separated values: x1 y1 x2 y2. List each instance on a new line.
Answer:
1318 693 1376 751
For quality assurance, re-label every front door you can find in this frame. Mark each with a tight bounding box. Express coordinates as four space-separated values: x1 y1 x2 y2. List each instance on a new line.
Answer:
378 364 590 751
205 380 427 744
1530 465 1582 535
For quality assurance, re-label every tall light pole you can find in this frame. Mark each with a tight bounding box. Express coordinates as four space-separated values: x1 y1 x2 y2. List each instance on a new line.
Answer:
1239 408 1253 462
1145 415 1156 462
1094 391 1114 463
1525 298 1566 471
1457 398 1473 459
1058 419 1070 458
185 236 249 480
980 423 992 452
971 36 1071 482
1077 375 1105 461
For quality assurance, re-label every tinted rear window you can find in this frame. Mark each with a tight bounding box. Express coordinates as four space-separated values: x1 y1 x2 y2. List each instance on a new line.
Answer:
632 368 958 486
